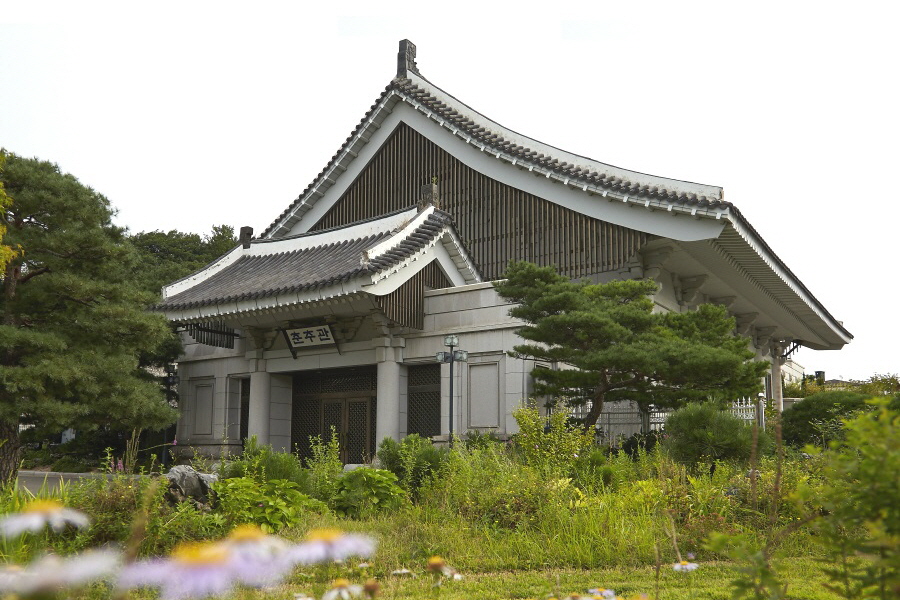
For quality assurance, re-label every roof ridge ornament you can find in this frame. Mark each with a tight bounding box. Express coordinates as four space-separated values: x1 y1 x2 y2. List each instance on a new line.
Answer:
397 39 418 78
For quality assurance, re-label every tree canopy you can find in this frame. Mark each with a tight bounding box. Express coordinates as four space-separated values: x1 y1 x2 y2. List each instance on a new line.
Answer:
0 152 17 273
494 261 767 429
0 153 178 482
129 225 236 295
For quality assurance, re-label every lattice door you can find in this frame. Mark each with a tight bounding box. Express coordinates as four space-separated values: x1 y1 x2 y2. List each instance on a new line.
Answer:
408 364 441 438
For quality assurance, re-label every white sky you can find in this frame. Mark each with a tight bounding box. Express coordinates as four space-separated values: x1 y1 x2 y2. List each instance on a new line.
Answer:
1 1 897 381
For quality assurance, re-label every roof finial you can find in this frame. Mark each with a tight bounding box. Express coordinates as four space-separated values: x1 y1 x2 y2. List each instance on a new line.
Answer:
397 39 418 78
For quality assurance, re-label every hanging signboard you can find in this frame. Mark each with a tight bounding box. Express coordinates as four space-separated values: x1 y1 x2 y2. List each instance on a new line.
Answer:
284 325 335 348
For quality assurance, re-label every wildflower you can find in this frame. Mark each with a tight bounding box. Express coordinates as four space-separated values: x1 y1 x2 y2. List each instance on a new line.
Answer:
426 555 462 584
119 541 236 600
363 578 380 597
672 560 699 572
0 500 90 537
322 578 364 600
0 549 120 597
588 588 616 599
390 568 416 577
221 524 292 587
288 528 376 565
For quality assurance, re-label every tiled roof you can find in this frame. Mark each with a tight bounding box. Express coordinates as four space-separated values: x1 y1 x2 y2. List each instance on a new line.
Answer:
262 76 730 239
159 207 461 311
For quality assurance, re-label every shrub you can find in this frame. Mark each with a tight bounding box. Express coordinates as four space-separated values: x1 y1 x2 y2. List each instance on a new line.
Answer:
219 436 310 492
213 476 327 533
463 429 504 450
663 403 768 466
50 456 92 473
781 390 870 447
305 428 343 503
571 448 616 491
511 407 594 477
377 434 447 498
621 430 663 459
808 403 900 598
333 467 406 518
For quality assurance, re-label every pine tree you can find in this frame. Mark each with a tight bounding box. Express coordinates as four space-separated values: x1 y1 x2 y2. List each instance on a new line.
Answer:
0 154 177 482
494 261 768 429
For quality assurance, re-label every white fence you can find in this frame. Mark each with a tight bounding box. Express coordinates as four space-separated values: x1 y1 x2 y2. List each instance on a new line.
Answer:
590 397 791 444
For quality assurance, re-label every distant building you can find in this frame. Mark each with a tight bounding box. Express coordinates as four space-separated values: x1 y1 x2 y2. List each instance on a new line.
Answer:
156 40 851 460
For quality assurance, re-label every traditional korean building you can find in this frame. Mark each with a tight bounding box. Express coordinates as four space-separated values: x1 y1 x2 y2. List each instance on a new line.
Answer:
157 40 851 461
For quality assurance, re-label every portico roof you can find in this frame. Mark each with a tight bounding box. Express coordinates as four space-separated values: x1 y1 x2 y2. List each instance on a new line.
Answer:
157 205 480 323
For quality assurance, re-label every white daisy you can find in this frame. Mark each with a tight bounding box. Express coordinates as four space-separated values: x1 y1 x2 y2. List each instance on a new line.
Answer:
0 500 90 538
0 549 120 597
672 560 699 572
119 541 236 600
321 578 365 600
287 529 376 565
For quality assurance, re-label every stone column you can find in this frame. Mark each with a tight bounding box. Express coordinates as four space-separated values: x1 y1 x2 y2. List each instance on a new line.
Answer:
771 343 784 413
247 368 271 445
376 346 401 445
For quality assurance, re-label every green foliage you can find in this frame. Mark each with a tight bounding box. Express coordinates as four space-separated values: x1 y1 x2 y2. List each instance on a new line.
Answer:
422 443 559 531
219 436 310 492
706 532 789 600
663 403 769 466
462 429 504 450
333 467 407 518
806 402 900 599
377 434 447 497
49 456 91 473
0 151 16 273
0 153 178 482
512 406 594 477
621 430 663 459
305 428 343 503
781 391 870 448
128 225 237 297
213 476 327 533
494 262 767 429
570 447 616 491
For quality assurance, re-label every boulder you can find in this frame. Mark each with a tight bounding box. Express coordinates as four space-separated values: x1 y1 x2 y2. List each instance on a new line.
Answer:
164 465 218 509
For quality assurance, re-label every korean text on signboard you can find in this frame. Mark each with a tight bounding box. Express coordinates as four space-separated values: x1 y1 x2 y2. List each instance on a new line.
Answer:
285 325 335 348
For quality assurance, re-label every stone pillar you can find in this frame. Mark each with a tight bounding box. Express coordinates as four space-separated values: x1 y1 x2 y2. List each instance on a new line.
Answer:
247 368 271 445
376 346 401 445
771 343 784 413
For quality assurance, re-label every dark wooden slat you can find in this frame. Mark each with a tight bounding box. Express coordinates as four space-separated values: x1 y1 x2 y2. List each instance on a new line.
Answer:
311 124 647 280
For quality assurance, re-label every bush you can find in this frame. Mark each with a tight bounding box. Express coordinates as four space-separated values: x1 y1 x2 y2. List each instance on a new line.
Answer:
219 436 310 492
377 435 447 498
333 467 406 518
782 390 871 447
50 456 92 473
571 448 616 491
213 476 327 533
511 407 594 477
663 403 768 466
305 429 343 503
621 429 663 459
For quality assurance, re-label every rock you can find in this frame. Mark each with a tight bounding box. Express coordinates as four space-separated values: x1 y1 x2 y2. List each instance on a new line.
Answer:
165 465 218 509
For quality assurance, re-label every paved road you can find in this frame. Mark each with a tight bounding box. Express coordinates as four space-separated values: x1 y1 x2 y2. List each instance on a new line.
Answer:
16 470 113 494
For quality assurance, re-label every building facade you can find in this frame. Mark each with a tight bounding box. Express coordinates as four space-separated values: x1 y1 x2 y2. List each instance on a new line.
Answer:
157 40 851 460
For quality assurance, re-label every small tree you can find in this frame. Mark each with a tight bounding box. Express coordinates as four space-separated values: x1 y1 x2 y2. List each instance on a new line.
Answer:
494 261 767 430
0 153 177 482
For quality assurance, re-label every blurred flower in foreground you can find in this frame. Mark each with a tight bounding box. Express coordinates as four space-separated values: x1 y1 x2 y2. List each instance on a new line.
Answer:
288 528 376 565
322 578 365 600
120 526 378 600
119 541 235 600
588 588 617 599
0 500 90 537
672 560 699 572
426 555 462 585
0 549 120 597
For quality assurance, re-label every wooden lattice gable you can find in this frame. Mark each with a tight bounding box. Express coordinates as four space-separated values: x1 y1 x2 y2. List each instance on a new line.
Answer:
259 40 851 351
156 205 480 324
